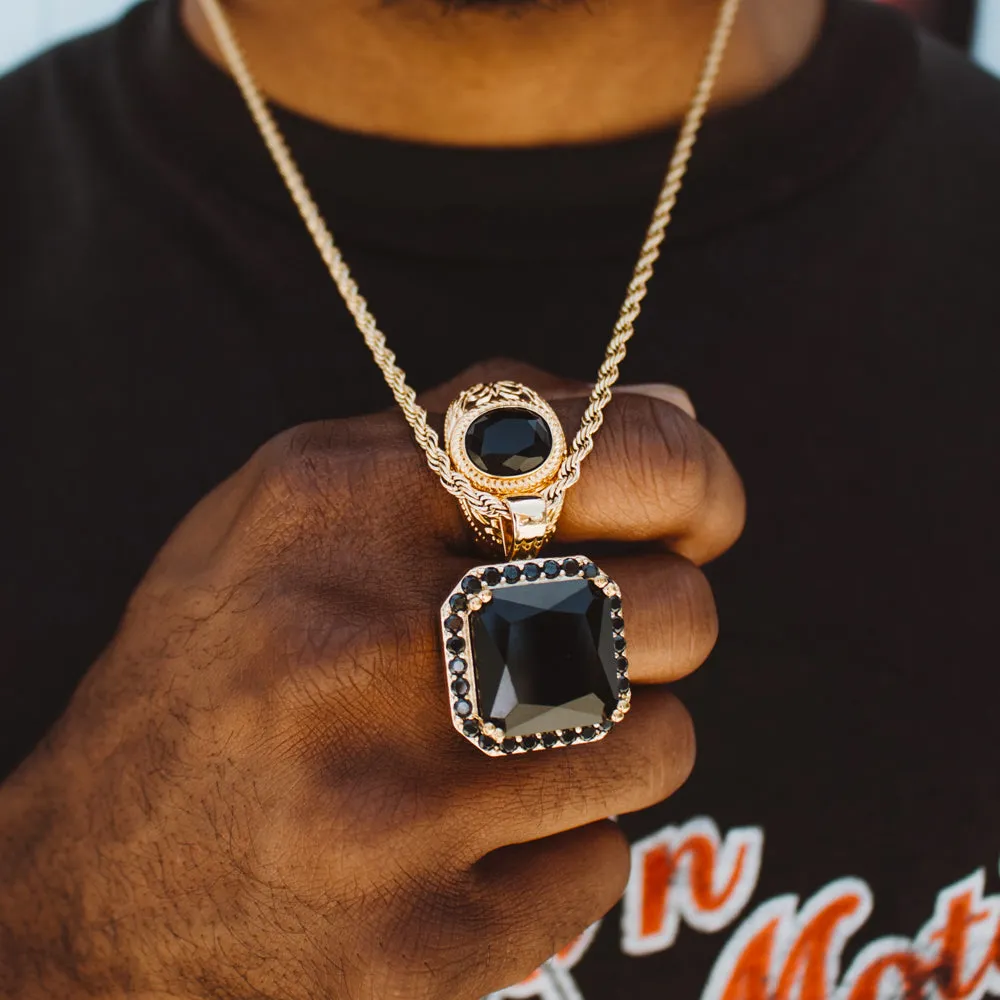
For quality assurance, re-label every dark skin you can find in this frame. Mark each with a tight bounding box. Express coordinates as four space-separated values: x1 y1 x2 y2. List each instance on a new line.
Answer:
183 0 824 145
1 0 804 990
0 359 744 998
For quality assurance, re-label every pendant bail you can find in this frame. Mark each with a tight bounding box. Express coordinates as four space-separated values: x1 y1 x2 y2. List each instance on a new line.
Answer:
501 496 553 560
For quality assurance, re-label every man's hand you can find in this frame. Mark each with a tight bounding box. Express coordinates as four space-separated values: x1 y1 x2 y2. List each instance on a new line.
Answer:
0 362 744 1000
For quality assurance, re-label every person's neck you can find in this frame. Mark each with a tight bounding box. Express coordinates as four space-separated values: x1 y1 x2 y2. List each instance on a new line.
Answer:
182 0 824 147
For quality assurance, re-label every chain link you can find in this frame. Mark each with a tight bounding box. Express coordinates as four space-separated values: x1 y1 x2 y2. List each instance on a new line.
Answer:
197 0 741 521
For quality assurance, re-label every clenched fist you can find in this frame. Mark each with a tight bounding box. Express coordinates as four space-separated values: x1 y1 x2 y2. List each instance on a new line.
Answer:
0 363 744 1000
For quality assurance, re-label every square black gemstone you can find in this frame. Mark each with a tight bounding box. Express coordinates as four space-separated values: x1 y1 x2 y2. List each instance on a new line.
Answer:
470 577 618 738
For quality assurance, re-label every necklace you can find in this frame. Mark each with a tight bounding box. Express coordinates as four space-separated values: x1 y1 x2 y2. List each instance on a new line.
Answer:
196 0 742 756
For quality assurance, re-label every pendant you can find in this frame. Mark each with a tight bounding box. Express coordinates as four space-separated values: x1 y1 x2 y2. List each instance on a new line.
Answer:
441 556 630 755
443 381 567 560
442 383 631 755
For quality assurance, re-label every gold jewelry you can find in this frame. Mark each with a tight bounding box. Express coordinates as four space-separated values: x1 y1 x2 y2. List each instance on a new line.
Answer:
197 0 741 754
443 382 567 559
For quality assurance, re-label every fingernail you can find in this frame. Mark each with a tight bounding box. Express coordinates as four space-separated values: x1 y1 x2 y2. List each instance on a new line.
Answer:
615 383 696 419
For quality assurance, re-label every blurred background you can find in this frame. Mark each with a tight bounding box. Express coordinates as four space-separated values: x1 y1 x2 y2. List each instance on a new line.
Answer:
1 0 999 76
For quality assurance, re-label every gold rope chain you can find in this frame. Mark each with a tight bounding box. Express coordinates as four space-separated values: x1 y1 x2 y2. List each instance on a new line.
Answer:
197 0 742 523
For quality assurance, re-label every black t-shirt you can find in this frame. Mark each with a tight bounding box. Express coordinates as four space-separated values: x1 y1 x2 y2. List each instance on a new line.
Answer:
4 1 1000 996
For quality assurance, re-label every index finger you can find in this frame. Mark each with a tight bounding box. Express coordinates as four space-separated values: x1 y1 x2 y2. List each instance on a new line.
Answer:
552 391 746 564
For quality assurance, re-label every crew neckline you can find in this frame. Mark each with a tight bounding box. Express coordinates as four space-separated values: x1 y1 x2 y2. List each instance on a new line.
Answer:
111 0 918 257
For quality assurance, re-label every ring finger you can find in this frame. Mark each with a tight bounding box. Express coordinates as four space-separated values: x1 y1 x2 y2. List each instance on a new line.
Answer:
457 686 695 856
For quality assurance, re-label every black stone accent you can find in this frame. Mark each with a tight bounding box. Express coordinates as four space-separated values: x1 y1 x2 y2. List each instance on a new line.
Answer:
478 734 497 751
559 730 577 745
483 567 502 587
520 735 539 751
610 595 622 612
450 594 468 613
543 560 561 578
523 563 541 581
465 407 553 478
613 636 627 654
462 576 482 595
503 565 521 584
580 726 597 741
451 678 470 697
597 719 613 733
470 577 619 737
619 677 631 696
616 656 628 674
449 657 467 675
455 699 472 717
542 732 559 748
502 738 519 754
611 615 625 632
583 563 599 579
446 636 466 655
463 719 480 737
445 614 464 633
562 559 580 577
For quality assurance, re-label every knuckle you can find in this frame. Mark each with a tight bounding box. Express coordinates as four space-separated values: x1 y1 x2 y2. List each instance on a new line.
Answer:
246 418 443 564
253 416 421 520
368 894 479 1000
251 424 345 530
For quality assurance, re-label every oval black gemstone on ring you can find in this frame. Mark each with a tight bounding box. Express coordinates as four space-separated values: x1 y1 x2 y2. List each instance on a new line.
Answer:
559 729 577 745
542 732 559 748
483 567 502 587
444 614 464 633
449 593 468 612
502 737 519 754
562 559 581 577
611 615 625 633
465 407 553 478
461 576 482 594
613 636 627 654
479 734 498 751
520 735 539 751
610 595 623 612
523 563 541 581
503 565 521 584
446 636 466 655
616 656 629 673
580 726 597 741
543 560 561 578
